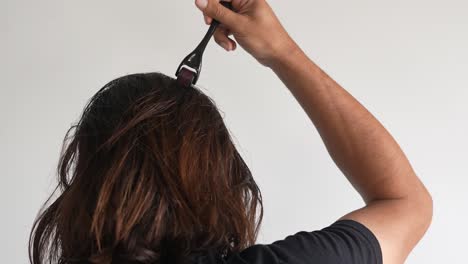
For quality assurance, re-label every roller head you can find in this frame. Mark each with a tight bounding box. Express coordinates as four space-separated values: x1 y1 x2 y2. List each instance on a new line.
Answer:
176 67 196 88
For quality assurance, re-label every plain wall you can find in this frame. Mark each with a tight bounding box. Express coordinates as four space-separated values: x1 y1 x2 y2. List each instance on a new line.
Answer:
3 0 467 263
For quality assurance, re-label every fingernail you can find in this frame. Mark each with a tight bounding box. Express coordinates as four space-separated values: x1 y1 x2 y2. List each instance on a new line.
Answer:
195 0 208 10
221 42 230 51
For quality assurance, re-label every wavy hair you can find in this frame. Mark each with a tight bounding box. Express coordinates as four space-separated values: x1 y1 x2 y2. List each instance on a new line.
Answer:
29 72 263 264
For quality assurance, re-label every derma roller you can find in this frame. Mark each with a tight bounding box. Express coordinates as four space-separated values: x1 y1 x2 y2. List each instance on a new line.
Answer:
175 1 234 88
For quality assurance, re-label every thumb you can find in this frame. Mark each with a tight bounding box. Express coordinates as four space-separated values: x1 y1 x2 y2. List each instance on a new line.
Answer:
195 0 243 30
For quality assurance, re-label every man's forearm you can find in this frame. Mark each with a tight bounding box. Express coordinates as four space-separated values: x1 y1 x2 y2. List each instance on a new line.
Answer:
269 45 426 203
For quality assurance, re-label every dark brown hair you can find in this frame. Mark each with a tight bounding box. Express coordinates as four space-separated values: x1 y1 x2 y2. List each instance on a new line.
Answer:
29 72 263 264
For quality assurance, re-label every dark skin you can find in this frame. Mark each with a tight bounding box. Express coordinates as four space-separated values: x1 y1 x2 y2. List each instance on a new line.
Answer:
195 0 433 263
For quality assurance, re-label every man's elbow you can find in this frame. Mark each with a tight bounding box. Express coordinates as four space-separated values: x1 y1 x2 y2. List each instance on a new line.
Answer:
414 187 433 236
422 191 433 231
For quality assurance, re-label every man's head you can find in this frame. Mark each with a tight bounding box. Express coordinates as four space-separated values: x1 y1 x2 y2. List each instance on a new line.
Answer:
29 72 263 264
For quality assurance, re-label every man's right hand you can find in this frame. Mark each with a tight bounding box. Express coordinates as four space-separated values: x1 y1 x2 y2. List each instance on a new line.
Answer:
194 0 299 67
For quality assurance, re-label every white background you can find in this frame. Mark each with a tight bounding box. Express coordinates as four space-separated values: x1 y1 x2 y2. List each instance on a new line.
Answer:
3 0 467 263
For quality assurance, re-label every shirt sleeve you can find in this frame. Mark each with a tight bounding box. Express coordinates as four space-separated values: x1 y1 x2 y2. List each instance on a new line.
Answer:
234 219 382 264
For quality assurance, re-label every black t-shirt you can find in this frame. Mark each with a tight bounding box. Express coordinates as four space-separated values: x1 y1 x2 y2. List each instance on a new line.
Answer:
192 219 382 264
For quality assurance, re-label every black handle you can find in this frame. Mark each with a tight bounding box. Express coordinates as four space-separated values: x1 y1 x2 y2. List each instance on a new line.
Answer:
175 1 234 85
195 1 233 54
